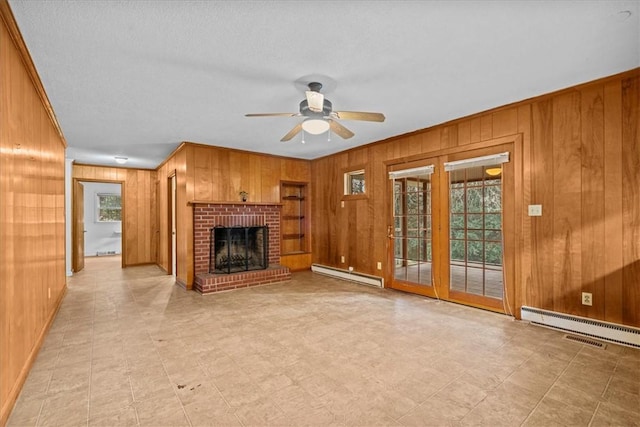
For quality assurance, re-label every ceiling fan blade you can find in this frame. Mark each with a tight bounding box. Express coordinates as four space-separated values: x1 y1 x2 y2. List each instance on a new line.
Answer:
305 91 324 113
281 123 303 141
333 111 385 122
245 113 299 117
328 120 354 139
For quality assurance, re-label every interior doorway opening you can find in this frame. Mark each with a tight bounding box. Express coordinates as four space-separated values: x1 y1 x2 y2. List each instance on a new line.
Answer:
72 179 125 273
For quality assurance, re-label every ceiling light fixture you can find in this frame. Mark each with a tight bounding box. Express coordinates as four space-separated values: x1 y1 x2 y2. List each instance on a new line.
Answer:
301 119 330 135
114 156 128 164
485 167 501 176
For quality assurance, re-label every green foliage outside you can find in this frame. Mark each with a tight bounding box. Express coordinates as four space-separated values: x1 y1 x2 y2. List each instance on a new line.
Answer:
393 172 502 266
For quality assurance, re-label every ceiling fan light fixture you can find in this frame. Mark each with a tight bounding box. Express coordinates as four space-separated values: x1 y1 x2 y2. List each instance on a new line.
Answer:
301 119 330 135
485 167 501 176
114 156 128 164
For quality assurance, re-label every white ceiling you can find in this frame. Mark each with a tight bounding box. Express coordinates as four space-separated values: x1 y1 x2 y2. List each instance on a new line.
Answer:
9 1 639 169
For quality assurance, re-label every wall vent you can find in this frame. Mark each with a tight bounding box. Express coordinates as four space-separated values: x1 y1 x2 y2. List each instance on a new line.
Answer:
521 306 640 349
311 264 384 288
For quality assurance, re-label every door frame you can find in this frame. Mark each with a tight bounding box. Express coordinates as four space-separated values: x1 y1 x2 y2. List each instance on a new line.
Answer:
72 178 126 269
386 134 523 315
167 172 177 276
387 156 442 300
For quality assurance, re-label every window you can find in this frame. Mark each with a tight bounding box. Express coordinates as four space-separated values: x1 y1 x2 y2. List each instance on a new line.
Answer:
96 193 121 222
344 169 365 195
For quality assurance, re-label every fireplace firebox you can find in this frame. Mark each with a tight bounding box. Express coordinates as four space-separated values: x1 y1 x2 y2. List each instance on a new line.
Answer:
211 226 268 274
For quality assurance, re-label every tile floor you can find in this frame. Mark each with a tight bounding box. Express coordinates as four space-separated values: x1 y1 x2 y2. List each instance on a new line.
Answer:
7 256 640 427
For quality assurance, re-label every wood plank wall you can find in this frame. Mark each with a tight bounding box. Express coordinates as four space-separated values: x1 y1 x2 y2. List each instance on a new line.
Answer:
156 143 311 288
311 69 640 328
0 8 66 425
72 165 158 266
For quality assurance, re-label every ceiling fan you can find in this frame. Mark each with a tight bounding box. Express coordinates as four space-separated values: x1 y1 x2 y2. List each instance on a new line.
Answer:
245 82 385 141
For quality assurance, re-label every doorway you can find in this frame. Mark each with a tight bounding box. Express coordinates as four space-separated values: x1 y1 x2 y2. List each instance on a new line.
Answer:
72 179 125 272
388 143 516 314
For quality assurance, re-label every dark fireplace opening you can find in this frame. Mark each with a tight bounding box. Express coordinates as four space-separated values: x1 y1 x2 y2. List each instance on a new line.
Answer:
211 226 269 274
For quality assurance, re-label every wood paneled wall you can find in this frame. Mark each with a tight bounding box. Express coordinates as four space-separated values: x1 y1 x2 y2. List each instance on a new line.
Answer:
156 143 311 288
72 164 158 266
0 6 66 424
311 69 640 328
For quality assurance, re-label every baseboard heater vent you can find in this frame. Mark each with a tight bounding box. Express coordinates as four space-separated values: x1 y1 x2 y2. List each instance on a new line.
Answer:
311 264 384 288
96 251 118 256
563 335 606 349
521 306 640 349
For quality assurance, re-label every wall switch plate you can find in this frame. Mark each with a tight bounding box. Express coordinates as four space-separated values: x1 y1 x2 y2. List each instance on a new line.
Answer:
528 205 542 216
582 292 593 306
377 262 382 270
341 256 345 263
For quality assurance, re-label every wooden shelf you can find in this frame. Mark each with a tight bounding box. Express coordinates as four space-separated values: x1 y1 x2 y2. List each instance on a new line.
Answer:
282 233 305 239
280 181 309 258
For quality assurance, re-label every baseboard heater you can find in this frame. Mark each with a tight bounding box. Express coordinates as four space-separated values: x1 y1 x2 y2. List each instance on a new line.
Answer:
311 264 384 288
96 251 118 256
521 306 640 349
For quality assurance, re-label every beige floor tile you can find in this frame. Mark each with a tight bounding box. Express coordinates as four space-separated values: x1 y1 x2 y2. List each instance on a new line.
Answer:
183 402 241 426
522 395 594 427
134 395 189 427
88 405 138 427
6 398 42 427
7 257 640 427
590 401 640 427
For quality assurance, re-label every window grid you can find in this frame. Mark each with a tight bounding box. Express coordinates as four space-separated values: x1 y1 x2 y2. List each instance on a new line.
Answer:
449 166 503 299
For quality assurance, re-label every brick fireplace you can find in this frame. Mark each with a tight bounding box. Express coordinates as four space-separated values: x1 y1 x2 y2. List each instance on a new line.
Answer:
193 202 291 294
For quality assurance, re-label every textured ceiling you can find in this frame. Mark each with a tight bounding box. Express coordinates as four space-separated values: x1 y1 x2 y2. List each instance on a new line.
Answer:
8 0 639 169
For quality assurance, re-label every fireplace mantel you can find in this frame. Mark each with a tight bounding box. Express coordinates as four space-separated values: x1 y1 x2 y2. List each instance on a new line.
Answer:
190 200 283 206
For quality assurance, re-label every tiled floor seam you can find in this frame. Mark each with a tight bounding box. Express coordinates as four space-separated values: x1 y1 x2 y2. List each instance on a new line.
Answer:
518 346 582 426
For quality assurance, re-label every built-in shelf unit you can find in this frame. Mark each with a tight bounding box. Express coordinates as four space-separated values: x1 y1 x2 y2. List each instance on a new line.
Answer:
280 181 309 257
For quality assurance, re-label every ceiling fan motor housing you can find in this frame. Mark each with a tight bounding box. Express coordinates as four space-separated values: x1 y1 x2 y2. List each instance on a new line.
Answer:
299 99 332 118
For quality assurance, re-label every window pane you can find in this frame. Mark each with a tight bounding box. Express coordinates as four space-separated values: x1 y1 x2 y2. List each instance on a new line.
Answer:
467 241 483 263
466 188 483 213
450 240 464 262
484 185 501 212
451 214 465 229
485 214 501 229
485 242 502 265
467 214 483 229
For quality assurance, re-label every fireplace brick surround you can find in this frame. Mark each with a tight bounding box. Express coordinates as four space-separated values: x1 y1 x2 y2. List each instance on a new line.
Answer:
193 202 291 294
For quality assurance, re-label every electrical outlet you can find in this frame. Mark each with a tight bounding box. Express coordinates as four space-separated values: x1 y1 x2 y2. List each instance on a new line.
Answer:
582 292 593 306
377 261 382 270
341 201 344 208
341 256 345 263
